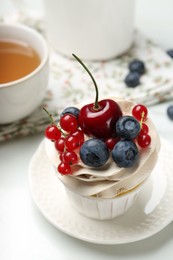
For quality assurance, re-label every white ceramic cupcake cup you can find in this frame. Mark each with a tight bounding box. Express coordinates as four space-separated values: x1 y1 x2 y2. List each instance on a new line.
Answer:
63 182 144 220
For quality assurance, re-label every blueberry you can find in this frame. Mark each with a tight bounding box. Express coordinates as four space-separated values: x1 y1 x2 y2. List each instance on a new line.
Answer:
79 138 109 167
129 59 145 75
60 106 80 118
116 116 140 139
112 140 139 168
167 105 173 120
124 72 140 88
167 49 173 59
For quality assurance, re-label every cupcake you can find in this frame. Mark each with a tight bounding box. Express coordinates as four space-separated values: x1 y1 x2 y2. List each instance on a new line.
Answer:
44 55 160 220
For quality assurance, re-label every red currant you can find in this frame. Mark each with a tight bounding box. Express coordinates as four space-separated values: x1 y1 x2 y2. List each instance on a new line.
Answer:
65 135 80 151
59 152 64 161
60 114 78 132
71 129 84 146
105 137 120 150
137 134 151 148
139 123 149 136
132 104 148 122
58 162 72 175
55 137 65 152
45 125 61 141
61 151 78 165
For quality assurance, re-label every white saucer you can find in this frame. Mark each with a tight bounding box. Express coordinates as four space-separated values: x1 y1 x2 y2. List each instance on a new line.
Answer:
29 139 173 244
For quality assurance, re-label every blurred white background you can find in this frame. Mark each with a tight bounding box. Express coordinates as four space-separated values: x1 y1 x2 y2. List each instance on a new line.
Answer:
135 0 173 49
1 0 173 49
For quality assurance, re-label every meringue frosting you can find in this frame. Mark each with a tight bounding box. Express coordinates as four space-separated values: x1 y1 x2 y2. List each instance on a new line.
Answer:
45 98 160 199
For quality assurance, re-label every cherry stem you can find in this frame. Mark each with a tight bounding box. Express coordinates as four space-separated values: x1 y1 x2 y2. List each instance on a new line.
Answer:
43 107 56 125
72 54 99 110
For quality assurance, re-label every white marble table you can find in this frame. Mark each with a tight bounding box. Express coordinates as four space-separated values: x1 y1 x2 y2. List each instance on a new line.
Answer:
1 1 173 260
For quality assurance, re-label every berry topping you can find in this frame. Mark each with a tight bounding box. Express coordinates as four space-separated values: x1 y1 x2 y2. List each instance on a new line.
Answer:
112 140 139 168
60 114 78 132
44 98 152 172
58 162 72 175
60 106 80 118
116 116 140 139
44 56 153 172
128 59 146 75
137 134 151 148
45 125 61 141
124 72 140 88
132 104 148 122
167 105 173 120
80 138 109 167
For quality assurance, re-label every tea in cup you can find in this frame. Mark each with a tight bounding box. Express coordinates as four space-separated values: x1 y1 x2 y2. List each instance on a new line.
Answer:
0 39 40 84
0 23 49 124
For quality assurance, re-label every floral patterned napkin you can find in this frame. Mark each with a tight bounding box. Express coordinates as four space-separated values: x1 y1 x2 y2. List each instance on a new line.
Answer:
1 11 173 142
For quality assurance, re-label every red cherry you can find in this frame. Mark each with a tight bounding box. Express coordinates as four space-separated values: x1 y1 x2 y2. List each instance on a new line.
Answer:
139 123 149 136
137 134 151 148
132 104 148 122
55 137 65 152
78 99 122 138
72 54 122 138
45 125 61 141
105 137 120 150
61 151 78 165
65 135 80 151
60 114 78 132
71 129 84 145
58 162 72 175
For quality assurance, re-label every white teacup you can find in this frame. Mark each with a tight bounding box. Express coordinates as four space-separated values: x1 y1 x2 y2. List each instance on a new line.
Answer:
0 23 49 124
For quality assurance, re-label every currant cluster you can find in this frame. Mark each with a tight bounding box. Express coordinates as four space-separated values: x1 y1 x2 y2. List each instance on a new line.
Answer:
44 107 84 175
132 104 151 148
